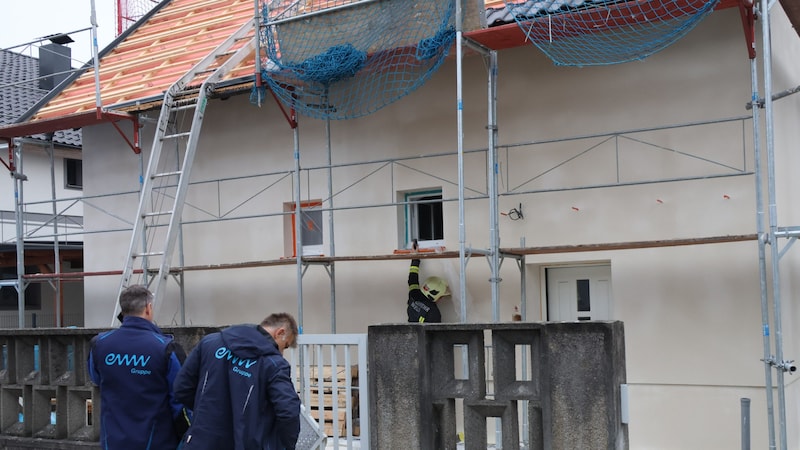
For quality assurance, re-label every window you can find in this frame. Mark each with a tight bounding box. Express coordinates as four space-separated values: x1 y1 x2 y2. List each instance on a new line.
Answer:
400 189 444 249
283 200 324 257
64 159 82 189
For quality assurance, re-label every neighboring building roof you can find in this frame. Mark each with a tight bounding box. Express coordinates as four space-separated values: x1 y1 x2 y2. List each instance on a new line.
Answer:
0 50 81 147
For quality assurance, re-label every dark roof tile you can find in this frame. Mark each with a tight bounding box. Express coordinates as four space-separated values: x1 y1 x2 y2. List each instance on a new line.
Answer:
0 49 81 147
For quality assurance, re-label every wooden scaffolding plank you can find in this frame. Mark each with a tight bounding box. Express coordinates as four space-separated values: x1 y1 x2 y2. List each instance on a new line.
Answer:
19 234 758 280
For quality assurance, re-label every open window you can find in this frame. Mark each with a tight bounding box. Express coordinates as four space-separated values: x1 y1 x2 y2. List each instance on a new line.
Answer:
398 189 444 249
283 200 324 257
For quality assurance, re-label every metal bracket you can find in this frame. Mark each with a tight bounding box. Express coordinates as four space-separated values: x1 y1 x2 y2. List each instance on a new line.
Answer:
763 356 797 374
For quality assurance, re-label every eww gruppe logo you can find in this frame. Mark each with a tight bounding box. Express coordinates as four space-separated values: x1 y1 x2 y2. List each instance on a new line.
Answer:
215 346 256 378
105 353 150 366
104 353 152 375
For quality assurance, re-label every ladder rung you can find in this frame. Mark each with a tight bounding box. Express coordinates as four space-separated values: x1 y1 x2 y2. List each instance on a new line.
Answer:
133 251 165 257
215 51 234 59
174 88 201 98
162 131 191 140
172 88 200 100
143 210 173 218
171 104 197 112
151 170 183 178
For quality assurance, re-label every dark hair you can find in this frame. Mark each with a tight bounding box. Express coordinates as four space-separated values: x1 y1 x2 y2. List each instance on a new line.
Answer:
119 285 152 316
260 312 299 348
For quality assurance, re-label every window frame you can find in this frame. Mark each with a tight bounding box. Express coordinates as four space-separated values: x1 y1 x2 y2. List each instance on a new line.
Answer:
403 189 444 249
64 158 83 190
284 200 324 257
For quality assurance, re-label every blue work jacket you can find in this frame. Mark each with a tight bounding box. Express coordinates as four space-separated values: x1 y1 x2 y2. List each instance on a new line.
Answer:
174 324 300 450
88 316 185 450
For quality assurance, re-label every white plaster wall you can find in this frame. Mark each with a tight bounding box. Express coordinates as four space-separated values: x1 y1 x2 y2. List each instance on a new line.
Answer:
0 143 83 243
76 7 800 449
0 141 85 325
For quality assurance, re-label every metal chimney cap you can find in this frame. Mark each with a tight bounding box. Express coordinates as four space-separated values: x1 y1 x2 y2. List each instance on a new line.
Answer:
44 33 75 45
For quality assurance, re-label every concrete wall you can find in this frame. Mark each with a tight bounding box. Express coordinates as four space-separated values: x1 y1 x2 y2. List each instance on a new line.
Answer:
73 6 800 450
0 326 217 448
368 322 627 449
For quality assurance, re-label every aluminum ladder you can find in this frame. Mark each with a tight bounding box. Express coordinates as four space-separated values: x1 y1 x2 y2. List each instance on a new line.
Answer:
113 19 257 324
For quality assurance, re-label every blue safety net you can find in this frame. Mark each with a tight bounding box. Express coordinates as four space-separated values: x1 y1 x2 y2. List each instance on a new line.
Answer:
252 0 456 120
502 0 721 66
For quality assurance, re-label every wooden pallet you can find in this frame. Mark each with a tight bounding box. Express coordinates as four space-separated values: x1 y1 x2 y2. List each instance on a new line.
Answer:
297 365 360 437
301 364 359 383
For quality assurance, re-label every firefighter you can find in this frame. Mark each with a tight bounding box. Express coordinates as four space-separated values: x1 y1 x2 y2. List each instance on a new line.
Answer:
407 241 450 323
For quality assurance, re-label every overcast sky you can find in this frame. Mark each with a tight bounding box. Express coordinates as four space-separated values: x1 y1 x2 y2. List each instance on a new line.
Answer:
0 0 118 66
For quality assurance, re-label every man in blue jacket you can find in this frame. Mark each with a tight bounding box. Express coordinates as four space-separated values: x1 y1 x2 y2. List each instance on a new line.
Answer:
174 312 301 450
87 285 189 450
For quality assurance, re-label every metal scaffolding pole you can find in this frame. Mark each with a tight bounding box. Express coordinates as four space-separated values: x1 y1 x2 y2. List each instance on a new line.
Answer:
47 137 62 327
464 36 499 320
456 0 467 324
747 13 777 446
759 0 789 447
13 141 26 328
90 0 103 111
487 49 500 322
175 145 187 326
293 122 304 333
325 112 337 334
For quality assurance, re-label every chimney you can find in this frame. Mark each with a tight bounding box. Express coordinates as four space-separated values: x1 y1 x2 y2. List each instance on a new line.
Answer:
38 42 72 91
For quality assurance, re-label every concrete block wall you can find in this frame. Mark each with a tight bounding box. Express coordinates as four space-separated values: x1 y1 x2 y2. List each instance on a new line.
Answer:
368 321 628 450
0 326 218 449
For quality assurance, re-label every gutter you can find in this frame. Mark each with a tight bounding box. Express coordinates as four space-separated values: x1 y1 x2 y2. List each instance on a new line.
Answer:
110 75 258 113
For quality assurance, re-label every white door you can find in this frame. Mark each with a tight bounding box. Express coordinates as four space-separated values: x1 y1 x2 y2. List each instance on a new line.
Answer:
546 265 612 321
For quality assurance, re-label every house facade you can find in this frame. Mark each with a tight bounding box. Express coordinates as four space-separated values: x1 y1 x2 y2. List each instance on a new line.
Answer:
2 1 799 448
0 48 85 327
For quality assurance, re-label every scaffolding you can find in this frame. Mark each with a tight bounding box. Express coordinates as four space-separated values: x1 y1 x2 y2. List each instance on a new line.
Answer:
1 0 799 448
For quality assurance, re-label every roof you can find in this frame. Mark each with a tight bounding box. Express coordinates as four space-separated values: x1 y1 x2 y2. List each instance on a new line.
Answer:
471 0 739 53
484 0 740 28
10 0 748 127
33 0 256 121
0 50 80 147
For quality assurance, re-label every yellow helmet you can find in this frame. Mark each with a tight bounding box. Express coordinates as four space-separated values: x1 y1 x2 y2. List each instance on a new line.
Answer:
422 276 450 302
